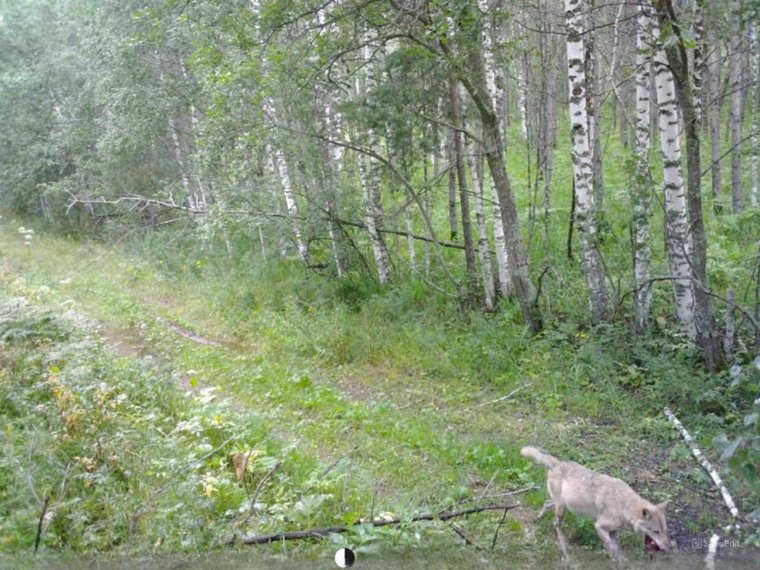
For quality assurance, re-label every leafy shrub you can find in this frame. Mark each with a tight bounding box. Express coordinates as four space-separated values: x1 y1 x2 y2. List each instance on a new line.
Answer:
0 299 367 553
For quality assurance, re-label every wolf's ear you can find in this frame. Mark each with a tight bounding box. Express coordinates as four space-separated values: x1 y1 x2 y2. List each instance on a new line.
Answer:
657 500 669 511
642 508 651 520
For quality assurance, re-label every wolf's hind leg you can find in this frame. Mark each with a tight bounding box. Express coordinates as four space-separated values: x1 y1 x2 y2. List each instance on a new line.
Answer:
553 503 570 563
536 499 554 520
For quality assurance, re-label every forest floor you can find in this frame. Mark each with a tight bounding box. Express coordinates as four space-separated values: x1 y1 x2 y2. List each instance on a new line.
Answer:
0 217 758 568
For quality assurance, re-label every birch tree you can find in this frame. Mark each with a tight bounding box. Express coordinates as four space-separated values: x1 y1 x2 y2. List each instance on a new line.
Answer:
456 32 540 331
447 75 478 296
706 32 723 210
250 0 309 263
358 41 391 284
632 3 654 330
479 0 510 298
271 140 309 263
585 0 604 215
564 0 609 321
750 24 759 206
728 0 744 212
464 125 496 311
651 16 696 340
479 0 511 299
654 0 722 369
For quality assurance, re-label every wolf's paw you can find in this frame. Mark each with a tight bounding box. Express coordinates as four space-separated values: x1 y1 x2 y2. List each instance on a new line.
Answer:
608 554 628 570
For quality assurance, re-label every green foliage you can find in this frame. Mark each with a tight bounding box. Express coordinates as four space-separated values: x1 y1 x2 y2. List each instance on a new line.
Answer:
0 298 370 553
712 360 760 542
2 0 760 561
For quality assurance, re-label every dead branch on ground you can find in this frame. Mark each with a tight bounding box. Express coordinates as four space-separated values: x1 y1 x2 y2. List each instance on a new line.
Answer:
234 502 519 545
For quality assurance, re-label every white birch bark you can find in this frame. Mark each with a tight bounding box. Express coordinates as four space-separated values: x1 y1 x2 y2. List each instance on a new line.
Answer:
479 0 511 298
168 114 192 202
707 36 723 207
251 0 308 263
633 4 654 330
749 24 759 206
490 8 509 138
539 0 557 260
258 225 267 261
265 148 289 258
652 20 697 340
664 407 740 520
447 128 459 240
448 77 478 291
729 0 744 212
585 6 604 214
183 62 209 212
157 60 192 207
358 148 391 284
359 41 391 284
704 534 720 570
272 142 309 263
690 0 704 125
404 205 416 272
321 89 348 277
457 28 539 330
465 131 496 311
516 51 529 140
564 0 609 320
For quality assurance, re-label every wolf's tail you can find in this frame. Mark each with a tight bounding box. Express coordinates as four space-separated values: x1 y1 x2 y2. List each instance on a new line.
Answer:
521 446 561 469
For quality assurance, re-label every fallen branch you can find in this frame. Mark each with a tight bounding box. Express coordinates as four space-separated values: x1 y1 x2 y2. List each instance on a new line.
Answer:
704 533 720 570
238 461 283 529
33 492 50 553
664 407 740 520
158 318 222 348
236 503 518 545
466 383 532 411
318 446 359 481
490 504 511 552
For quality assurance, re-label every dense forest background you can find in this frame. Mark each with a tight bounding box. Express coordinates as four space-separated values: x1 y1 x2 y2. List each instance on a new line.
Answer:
1 0 759 565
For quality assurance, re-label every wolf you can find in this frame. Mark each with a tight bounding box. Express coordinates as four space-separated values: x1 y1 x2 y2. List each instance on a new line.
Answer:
521 446 675 563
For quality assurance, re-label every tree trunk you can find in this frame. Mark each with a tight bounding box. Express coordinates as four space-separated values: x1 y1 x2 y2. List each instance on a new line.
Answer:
404 203 416 272
707 32 723 212
456 39 540 332
273 144 309 264
359 42 391 284
480 2 511 298
447 128 459 241
448 76 478 297
690 0 704 126
465 129 496 311
322 92 349 277
516 51 528 140
538 0 557 264
750 24 759 206
655 0 721 370
728 0 744 212
651 21 696 341
585 1 604 216
564 0 609 321
633 4 654 330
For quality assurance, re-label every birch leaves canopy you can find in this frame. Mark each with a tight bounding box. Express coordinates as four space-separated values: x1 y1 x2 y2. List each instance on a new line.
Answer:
0 0 758 365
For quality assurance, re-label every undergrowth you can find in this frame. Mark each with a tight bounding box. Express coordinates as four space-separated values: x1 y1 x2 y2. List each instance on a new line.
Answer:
0 217 758 560
0 298 370 553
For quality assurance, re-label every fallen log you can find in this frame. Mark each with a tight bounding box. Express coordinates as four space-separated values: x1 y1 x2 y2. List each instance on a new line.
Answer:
664 407 740 520
235 503 518 545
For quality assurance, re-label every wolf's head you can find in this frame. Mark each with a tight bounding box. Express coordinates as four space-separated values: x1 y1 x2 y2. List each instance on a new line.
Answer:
635 501 676 551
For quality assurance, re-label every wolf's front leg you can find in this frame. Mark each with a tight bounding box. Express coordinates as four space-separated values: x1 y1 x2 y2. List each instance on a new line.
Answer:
595 524 628 567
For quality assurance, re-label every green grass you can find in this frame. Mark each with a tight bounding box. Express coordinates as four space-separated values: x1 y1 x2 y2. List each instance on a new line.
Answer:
1 213 759 563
